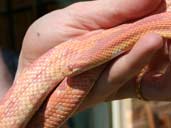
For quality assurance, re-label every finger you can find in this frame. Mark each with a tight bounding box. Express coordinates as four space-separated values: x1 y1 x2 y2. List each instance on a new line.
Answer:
79 33 163 110
138 64 171 101
107 33 163 86
114 39 171 100
138 40 171 101
65 0 162 29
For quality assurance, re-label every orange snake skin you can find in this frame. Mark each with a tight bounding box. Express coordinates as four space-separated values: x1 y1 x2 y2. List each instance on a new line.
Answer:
0 1 171 128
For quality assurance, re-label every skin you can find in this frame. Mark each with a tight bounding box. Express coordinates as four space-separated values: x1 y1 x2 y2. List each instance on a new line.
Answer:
1 0 171 112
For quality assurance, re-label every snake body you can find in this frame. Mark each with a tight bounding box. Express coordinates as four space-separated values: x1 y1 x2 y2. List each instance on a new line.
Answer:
0 5 171 128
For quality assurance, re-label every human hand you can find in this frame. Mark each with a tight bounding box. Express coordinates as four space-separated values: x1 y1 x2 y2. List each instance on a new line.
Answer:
17 0 166 111
113 39 171 102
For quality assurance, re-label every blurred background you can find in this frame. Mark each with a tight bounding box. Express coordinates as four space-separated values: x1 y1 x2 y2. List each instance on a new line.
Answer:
0 0 171 128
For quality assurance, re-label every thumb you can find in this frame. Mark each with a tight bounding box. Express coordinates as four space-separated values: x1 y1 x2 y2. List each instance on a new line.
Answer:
65 0 162 29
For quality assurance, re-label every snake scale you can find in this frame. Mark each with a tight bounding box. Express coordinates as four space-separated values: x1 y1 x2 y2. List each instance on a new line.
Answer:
0 1 171 128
